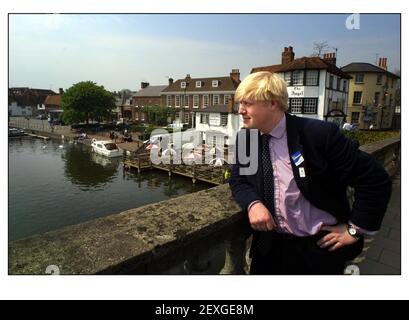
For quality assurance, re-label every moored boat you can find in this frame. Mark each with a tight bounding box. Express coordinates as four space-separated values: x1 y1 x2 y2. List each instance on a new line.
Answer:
9 128 25 137
90 139 122 158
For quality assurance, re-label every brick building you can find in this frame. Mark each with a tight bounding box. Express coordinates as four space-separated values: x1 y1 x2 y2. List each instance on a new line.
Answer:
132 82 168 122
8 87 56 117
161 69 241 127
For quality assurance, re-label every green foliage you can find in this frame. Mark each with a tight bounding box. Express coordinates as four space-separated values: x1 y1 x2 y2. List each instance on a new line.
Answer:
129 125 148 133
141 105 176 126
61 81 115 125
144 126 161 136
127 124 175 140
342 130 400 146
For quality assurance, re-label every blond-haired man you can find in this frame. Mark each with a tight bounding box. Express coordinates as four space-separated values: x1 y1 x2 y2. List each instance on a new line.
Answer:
230 71 391 274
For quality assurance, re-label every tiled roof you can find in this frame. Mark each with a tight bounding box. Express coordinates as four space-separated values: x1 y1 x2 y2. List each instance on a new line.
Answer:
252 56 352 79
119 89 137 98
8 88 56 106
162 76 240 93
251 64 283 74
30 88 56 95
133 85 168 97
44 95 61 106
341 63 400 79
9 87 56 95
9 95 37 106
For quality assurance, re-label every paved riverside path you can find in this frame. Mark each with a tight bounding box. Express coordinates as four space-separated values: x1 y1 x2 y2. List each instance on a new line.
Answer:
353 171 401 275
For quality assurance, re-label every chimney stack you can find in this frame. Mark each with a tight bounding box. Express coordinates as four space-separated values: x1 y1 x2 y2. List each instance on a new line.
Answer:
141 82 149 89
230 69 240 83
281 46 295 65
59 88 64 95
378 57 388 70
168 77 174 85
185 74 191 82
323 52 337 65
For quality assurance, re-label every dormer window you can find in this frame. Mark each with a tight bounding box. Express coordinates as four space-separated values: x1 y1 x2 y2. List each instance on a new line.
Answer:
212 80 219 88
196 81 202 88
181 82 187 89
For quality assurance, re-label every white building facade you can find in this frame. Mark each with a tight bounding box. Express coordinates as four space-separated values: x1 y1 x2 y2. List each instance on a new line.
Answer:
8 101 32 117
194 105 243 146
277 68 350 123
252 47 352 126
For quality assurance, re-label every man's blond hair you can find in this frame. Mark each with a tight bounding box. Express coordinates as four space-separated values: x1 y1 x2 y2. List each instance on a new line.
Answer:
235 71 289 111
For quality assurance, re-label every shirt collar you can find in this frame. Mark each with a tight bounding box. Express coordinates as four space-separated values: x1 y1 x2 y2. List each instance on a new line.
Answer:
267 114 286 139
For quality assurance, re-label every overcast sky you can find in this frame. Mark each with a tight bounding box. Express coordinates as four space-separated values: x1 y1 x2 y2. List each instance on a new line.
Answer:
9 13 400 92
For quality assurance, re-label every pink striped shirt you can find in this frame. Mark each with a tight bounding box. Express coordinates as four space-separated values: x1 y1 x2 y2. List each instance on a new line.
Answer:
263 115 338 236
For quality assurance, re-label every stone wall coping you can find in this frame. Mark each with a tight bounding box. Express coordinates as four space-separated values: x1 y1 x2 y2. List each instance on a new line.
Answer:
9 184 243 274
9 136 400 274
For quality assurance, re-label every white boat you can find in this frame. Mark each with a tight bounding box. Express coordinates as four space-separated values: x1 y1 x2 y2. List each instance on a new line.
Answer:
91 139 122 158
9 127 25 137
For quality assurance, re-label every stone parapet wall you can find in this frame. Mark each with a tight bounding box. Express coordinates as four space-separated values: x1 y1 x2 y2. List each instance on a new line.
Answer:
9 135 400 274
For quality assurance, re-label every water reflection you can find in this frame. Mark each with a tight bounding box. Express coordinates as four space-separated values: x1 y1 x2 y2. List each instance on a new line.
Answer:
90 152 120 168
122 169 198 197
9 137 211 240
62 144 119 191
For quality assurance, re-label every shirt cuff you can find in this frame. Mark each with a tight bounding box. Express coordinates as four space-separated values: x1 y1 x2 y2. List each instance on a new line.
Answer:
349 221 377 236
248 200 261 212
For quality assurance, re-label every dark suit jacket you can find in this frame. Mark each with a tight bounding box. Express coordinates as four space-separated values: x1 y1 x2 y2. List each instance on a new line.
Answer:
229 113 392 234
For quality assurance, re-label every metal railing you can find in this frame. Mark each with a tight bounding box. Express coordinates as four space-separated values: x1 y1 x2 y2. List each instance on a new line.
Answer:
9 117 71 133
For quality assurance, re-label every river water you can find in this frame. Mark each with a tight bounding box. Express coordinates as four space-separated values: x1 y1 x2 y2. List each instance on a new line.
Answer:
8 137 211 241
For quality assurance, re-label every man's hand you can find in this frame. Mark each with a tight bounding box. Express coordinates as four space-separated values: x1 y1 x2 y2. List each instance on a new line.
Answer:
248 202 277 232
317 223 359 252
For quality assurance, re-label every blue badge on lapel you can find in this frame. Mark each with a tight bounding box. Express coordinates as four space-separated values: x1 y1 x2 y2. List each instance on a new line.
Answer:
291 151 304 167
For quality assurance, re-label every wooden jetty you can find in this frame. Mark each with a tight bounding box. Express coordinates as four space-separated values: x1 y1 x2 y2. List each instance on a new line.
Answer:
25 133 50 140
123 152 230 185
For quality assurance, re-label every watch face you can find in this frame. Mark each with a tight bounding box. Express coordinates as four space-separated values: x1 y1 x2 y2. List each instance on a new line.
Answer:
349 227 357 236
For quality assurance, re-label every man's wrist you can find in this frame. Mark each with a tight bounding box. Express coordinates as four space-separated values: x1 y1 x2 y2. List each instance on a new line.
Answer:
248 200 261 212
348 221 377 236
347 223 362 239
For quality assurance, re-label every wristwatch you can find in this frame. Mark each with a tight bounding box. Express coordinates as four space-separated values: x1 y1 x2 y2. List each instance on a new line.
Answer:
347 224 361 239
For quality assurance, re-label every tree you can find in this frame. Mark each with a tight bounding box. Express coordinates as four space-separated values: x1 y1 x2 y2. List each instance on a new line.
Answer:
142 105 176 126
61 81 115 125
311 41 330 57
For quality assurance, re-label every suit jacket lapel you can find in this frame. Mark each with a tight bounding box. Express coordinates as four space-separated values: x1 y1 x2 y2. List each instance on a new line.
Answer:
285 113 311 200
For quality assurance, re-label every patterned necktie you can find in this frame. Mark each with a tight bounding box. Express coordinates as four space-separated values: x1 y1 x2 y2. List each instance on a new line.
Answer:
262 134 276 215
256 134 275 256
